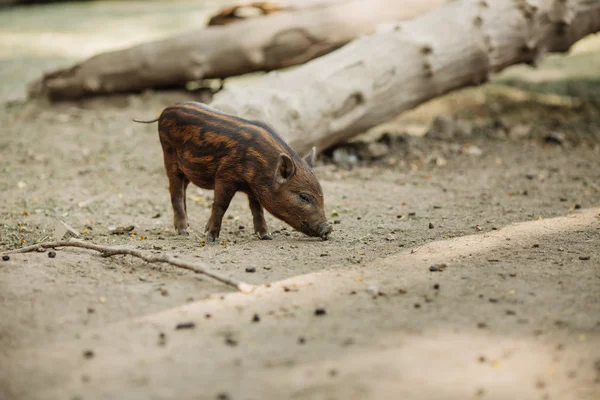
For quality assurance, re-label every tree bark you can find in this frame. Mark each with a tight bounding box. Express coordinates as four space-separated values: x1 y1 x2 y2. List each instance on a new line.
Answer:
208 0 600 155
0 0 90 6
27 0 446 101
206 0 351 26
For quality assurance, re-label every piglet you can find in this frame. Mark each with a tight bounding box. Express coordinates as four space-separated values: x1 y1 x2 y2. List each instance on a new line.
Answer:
134 101 332 242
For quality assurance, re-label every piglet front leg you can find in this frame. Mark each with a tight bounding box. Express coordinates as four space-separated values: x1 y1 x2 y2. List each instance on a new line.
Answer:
205 182 236 242
248 193 272 240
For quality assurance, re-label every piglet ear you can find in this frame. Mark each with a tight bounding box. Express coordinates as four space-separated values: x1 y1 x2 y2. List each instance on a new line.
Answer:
275 153 296 184
303 146 317 168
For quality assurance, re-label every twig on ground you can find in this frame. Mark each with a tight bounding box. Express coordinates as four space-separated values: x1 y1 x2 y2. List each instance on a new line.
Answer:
1 240 254 293
410 244 424 254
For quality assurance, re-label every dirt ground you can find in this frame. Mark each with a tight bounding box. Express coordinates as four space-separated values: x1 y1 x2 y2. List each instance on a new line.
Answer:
1 2 600 400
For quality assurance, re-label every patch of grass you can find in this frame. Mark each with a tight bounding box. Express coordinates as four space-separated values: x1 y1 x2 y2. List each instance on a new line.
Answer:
494 78 600 109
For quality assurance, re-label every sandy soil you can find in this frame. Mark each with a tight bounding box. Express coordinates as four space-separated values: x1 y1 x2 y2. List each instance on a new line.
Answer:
1 2 599 400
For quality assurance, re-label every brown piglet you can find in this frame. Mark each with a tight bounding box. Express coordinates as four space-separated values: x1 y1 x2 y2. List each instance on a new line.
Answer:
133 101 332 242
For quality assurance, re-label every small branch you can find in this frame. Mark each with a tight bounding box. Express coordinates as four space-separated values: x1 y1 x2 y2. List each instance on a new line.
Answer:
1 241 254 293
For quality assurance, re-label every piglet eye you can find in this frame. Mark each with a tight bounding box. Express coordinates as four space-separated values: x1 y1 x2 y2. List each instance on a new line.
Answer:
298 193 312 204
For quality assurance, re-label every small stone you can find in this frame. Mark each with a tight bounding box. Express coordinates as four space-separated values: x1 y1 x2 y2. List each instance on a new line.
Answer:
574 203 582 209
2 255 9 261
216 393 230 400
252 314 260 323
364 142 389 159
158 332 166 346
532 244 540 248
429 222 434 229
435 157 447 166
477 322 488 329
366 284 379 297
579 256 590 261
48 251 56 258
544 131 565 145
175 322 196 330
83 350 95 359
332 148 358 165
433 284 440 290
245 266 256 273
429 264 446 272
509 124 532 140
298 337 306 345
314 308 326 316
108 225 135 235
334 219 341 224
535 379 546 389
53 220 80 241
414 303 421 309
238 225 245 230
465 145 483 156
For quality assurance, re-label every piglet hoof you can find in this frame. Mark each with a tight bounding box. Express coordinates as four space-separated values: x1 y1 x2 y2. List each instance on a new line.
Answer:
206 234 219 244
258 232 273 240
177 229 190 236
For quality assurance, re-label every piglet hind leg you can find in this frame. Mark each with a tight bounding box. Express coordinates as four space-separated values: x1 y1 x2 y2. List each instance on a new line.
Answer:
248 193 272 240
205 182 236 243
168 173 189 236
161 145 189 236
183 176 190 227
163 160 190 236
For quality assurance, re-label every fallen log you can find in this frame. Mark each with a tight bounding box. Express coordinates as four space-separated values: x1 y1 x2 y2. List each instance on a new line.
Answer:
209 0 600 155
206 0 351 26
27 0 447 101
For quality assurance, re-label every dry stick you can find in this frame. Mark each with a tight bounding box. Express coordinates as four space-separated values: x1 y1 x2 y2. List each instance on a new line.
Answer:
1 241 255 293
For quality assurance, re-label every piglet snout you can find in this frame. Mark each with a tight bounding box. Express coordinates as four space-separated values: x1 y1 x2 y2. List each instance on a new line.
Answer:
319 221 333 240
